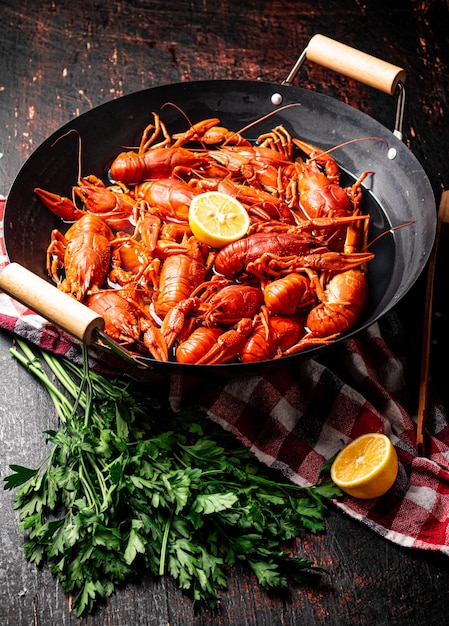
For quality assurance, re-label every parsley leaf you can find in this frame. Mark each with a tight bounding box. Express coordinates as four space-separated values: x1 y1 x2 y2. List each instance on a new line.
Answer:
4 464 39 489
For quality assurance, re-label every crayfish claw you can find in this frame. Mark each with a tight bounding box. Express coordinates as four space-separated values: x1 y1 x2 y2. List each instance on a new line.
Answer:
142 322 169 362
160 297 201 350
35 187 86 221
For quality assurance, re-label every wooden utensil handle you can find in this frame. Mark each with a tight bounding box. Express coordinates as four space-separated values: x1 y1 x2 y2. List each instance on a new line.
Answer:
0 263 104 345
306 34 406 95
416 191 449 454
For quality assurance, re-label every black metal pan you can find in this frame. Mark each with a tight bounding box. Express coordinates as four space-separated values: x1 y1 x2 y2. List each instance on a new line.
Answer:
0 35 436 377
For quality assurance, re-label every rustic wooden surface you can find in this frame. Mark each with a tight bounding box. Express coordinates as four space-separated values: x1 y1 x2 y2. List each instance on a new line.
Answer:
2 1 449 624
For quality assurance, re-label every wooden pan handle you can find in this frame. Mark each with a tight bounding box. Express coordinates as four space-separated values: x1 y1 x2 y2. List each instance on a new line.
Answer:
416 191 449 455
306 34 406 95
0 262 105 345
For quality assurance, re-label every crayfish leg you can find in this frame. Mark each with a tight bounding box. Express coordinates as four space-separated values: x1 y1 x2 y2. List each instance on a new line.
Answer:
278 332 339 356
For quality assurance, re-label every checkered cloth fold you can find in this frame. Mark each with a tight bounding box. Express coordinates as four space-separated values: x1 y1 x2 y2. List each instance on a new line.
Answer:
2 196 449 554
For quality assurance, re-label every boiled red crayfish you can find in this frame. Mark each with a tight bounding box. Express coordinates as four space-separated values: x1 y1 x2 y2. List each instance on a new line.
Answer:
306 268 369 337
46 213 113 301
177 318 254 365
240 313 304 362
214 231 373 280
263 272 316 315
135 178 197 223
35 175 138 232
86 289 168 361
175 326 223 364
171 117 252 147
154 237 212 319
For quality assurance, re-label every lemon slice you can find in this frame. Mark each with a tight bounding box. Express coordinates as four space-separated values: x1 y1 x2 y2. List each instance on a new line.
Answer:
330 433 398 499
188 191 250 248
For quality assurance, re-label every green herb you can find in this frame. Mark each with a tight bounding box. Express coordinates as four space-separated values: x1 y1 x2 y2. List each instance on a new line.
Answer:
4 339 341 616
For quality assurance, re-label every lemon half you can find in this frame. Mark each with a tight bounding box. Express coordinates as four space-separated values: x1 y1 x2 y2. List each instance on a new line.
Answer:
188 191 250 248
330 433 399 499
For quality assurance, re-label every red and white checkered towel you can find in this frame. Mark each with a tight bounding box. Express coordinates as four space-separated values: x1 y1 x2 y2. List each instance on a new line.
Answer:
2 196 449 555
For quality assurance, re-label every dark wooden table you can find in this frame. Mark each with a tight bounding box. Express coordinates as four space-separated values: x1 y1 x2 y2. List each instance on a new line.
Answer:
2 1 449 624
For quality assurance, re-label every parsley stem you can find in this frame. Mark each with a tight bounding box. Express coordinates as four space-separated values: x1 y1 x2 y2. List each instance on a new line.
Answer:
86 452 111 510
41 350 86 407
240 474 308 491
12 342 110 511
78 456 100 512
10 344 73 422
78 345 94 429
159 506 175 576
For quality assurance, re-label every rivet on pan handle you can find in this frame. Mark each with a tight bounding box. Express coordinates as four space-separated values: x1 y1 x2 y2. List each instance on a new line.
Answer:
0 262 152 368
283 34 407 138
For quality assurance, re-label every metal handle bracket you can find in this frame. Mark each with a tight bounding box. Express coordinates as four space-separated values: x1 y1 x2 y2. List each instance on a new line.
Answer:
282 34 407 139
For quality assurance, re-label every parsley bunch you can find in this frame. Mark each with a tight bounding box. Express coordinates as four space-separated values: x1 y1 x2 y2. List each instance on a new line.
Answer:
4 340 340 616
